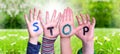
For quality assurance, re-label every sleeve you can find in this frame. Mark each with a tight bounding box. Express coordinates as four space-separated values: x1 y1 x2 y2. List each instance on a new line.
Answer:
77 48 96 54
77 48 82 54
26 42 41 54
41 36 56 54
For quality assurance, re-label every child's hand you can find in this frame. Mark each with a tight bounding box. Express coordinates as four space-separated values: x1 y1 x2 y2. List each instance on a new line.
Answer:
76 14 96 54
24 8 43 44
40 10 61 39
76 14 96 43
59 7 81 54
59 7 77 38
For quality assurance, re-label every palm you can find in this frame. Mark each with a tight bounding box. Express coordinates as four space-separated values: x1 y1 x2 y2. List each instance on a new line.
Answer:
76 14 96 42
41 10 60 38
59 7 75 37
76 24 94 41
43 22 59 38
60 20 75 37
27 20 43 37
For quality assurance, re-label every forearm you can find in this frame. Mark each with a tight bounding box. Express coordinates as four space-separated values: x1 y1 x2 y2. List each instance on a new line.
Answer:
60 38 72 54
27 42 41 54
27 35 40 54
82 41 94 54
41 36 56 54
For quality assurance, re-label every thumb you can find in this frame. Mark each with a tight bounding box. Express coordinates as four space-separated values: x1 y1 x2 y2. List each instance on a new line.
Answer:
73 25 83 34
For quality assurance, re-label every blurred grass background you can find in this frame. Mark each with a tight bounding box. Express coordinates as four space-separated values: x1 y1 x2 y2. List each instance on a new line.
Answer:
0 0 120 54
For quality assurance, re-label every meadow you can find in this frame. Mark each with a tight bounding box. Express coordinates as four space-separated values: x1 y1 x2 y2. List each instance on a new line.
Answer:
0 28 120 54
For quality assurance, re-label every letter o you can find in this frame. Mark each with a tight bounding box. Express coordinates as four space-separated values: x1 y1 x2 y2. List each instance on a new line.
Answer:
62 24 72 35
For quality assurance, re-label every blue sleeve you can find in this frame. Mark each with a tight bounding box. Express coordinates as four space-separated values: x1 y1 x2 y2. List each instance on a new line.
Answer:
26 42 41 54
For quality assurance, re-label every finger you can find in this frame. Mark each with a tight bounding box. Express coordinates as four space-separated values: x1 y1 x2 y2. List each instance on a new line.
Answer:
63 9 67 21
73 25 83 35
69 7 73 21
55 12 59 21
76 16 82 25
38 10 42 23
86 14 90 24
52 10 57 22
34 8 37 20
24 14 29 24
56 20 60 29
69 8 74 24
60 13 64 24
75 31 83 39
29 9 33 22
66 7 69 21
46 11 49 24
56 12 61 23
68 7 71 21
65 8 69 21
56 12 61 28
40 17 45 27
92 17 96 27
37 10 41 20
80 14 86 24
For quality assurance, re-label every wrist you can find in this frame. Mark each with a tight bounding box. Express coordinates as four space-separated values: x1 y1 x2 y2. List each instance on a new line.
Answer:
60 35 71 38
43 34 58 39
43 36 56 42
82 40 94 54
60 37 71 44
29 37 39 45
42 37 56 53
82 39 94 45
60 37 71 40
60 36 72 54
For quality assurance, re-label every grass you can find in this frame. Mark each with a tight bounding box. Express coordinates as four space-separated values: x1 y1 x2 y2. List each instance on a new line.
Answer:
0 28 120 54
